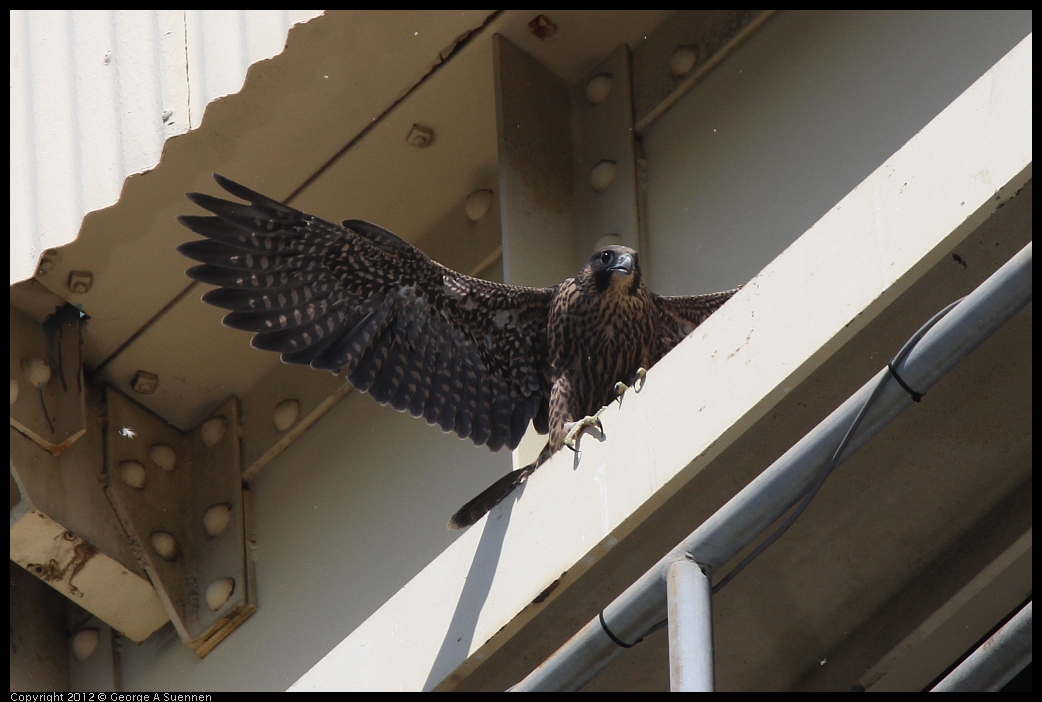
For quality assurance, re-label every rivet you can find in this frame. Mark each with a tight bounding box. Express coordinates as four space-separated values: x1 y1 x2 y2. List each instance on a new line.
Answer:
131 370 158 394
464 190 494 222
528 14 557 39
149 444 176 471
71 628 100 661
206 578 235 611
406 124 434 148
273 399 301 432
204 504 232 537
201 416 227 447
671 46 697 77
590 160 618 192
119 461 146 489
586 74 613 105
21 358 52 388
67 271 94 294
10 376 19 405
150 532 178 560
595 234 623 251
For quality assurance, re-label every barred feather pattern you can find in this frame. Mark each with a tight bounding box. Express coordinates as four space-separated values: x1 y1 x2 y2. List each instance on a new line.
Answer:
178 175 552 452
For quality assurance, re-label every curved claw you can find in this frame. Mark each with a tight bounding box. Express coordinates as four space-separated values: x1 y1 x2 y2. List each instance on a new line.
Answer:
614 368 648 407
614 381 628 405
633 367 647 393
563 414 604 452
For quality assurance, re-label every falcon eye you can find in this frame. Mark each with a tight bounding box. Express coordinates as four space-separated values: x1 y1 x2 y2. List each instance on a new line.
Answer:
600 251 613 264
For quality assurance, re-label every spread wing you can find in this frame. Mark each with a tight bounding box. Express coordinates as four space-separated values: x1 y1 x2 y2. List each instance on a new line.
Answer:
177 175 553 452
653 288 742 357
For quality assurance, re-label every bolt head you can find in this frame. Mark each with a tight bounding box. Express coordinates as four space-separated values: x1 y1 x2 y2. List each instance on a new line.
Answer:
120 461 146 489
273 399 301 432
671 46 698 77
67 270 94 294
204 504 232 537
131 370 158 394
590 160 618 193
71 628 100 661
406 124 434 148
586 74 613 105
149 443 177 471
21 358 52 388
201 416 228 447
464 190 494 222
206 578 235 611
150 532 178 560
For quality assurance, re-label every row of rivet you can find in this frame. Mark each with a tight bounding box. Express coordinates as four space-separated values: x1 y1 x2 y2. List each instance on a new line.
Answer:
116 416 236 612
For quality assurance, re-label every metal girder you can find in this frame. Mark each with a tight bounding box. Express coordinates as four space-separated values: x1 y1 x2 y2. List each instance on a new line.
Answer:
494 34 642 283
104 388 256 657
10 304 87 455
11 301 256 655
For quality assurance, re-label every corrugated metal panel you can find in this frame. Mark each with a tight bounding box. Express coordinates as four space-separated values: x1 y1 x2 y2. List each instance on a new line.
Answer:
9 9 323 285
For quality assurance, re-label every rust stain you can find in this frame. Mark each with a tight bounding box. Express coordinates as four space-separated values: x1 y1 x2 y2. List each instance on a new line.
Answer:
528 14 557 39
532 578 560 604
27 532 98 597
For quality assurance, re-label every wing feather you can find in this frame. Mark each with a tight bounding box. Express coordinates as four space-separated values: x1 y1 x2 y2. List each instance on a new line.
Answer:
178 175 554 451
653 288 742 356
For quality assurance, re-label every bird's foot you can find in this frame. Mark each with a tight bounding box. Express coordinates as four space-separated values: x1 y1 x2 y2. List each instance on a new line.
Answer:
614 367 647 406
563 411 605 452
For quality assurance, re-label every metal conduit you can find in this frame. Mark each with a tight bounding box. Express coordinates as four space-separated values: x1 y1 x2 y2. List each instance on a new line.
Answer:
931 601 1032 692
512 241 1032 691
666 557 715 691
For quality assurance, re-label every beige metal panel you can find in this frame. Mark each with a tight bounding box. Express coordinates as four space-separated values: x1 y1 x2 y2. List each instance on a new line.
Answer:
9 10 323 286
640 10 1034 297
30 11 499 431
289 35 1032 691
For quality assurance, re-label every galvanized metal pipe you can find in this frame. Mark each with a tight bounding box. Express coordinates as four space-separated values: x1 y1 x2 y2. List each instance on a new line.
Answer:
513 242 1032 691
667 557 715 691
931 601 1032 692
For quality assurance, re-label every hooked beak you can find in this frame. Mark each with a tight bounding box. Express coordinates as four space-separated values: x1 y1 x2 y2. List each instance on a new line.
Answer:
609 252 634 275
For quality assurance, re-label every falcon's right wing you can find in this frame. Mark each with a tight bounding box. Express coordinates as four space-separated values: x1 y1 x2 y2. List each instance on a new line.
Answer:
177 175 553 452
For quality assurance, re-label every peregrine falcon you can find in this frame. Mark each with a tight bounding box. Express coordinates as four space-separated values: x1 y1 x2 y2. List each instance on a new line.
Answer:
177 175 740 529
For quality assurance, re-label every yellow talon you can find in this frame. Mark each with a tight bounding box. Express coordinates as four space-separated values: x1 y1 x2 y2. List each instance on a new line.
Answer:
614 368 648 406
564 413 604 452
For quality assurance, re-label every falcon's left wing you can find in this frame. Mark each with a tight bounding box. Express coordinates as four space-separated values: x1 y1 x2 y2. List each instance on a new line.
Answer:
653 288 742 356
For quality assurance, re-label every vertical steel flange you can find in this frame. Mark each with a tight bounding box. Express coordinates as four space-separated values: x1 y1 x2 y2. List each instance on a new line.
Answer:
105 388 256 657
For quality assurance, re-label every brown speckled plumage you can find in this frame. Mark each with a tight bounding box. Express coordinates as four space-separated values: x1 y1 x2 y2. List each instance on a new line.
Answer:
178 175 740 528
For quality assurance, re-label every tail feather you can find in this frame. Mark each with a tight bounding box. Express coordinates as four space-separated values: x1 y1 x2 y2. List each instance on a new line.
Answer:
447 443 554 530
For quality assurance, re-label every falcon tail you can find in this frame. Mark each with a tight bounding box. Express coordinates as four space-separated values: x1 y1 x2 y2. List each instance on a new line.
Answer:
447 466 534 530
447 442 556 529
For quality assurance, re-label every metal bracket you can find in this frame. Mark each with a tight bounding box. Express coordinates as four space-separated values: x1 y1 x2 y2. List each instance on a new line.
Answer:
10 303 87 455
104 388 256 657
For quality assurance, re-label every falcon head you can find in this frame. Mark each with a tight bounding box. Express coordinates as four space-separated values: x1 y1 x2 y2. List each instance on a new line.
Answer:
584 245 642 295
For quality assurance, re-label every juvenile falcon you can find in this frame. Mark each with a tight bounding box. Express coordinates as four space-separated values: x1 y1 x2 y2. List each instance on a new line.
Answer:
177 175 740 529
